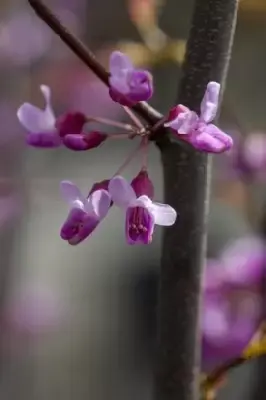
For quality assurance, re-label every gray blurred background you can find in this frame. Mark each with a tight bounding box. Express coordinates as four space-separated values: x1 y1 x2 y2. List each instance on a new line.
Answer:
0 0 265 399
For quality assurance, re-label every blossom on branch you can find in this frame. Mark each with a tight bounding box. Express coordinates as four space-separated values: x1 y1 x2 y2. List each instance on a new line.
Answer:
109 51 153 106
108 175 177 244
60 181 111 245
165 82 233 154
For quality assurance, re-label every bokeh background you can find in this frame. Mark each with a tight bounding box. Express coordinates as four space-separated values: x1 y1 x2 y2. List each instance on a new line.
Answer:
0 0 266 399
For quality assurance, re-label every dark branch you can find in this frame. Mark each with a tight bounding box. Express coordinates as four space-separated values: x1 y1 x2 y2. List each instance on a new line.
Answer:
155 0 239 400
28 0 163 126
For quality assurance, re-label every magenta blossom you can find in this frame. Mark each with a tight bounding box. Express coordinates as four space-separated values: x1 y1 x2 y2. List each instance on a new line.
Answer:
108 176 177 245
60 181 111 245
165 82 233 154
109 51 153 106
202 237 266 372
17 85 61 148
17 85 90 149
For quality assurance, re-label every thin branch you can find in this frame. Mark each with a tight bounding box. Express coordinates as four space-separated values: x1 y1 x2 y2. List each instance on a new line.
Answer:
28 0 163 126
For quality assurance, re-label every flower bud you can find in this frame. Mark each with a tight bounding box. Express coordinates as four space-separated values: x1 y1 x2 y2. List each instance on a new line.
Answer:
131 170 154 199
56 112 87 137
63 131 107 151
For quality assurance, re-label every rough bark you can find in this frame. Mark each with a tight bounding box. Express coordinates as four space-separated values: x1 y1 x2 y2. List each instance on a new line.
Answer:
155 0 239 399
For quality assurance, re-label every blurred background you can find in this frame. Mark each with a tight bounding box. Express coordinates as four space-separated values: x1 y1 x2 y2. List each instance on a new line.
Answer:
0 0 266 399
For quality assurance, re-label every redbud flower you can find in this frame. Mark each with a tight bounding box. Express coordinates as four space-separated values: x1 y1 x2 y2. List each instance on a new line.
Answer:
109 51 153 106
165 82 233 154
17 86 88 149
108 175 177 245
60 181 111 245
17 85 61 148
63 131 108 151
202 237 265 372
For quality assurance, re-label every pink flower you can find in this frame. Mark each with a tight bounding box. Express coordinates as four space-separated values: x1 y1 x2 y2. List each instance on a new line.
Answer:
108 176 177 245
17 85 61 148
17 85 89 149
109 51 153 106
60 181 111 245
165 82 233 154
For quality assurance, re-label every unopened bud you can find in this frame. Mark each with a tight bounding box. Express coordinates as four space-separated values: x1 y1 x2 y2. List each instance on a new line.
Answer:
63 131 107 151
131 170 154 199
56 112 87 137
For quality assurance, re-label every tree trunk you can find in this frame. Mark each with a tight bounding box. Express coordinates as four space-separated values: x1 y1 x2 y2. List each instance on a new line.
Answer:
155 0 239 399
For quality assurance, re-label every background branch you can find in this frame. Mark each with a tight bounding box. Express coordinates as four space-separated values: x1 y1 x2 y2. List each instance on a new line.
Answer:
155 0 239 400
28 0 163 125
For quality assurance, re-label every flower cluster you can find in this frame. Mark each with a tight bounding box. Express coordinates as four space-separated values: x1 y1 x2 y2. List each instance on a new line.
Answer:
202 237 266 372
16 51 233 245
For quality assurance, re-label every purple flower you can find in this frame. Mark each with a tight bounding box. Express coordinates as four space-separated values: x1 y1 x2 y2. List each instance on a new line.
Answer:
109 51 153 106
60 181 111 245
17 86 90 149
108 176 177 245
165 82 233 154
17 85 61 148
202 237 266 372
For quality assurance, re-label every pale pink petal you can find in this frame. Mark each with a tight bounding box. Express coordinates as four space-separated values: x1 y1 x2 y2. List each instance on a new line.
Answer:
87 189 111 219
150 202 177 226
109 51 133 75
108 176 136 208
200 81 220 123
17 85 55 133
109 75 129 95
60 181 85 209
165 111 198 134
129 194 153 208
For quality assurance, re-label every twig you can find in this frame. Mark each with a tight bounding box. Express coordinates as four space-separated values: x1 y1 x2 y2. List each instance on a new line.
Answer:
28 0 163 126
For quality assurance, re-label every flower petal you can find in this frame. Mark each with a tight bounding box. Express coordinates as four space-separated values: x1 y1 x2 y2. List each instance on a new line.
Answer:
26 132 61 148
109 51 133 76
165 111 198 135
108 176 136 208
60 181 85 209
200 81 220 123
195 125 233 153
109 76 129 95
60 208 85 240
87 189 111 219
17 85 56 133
126 205 154 245
150 202 177 226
